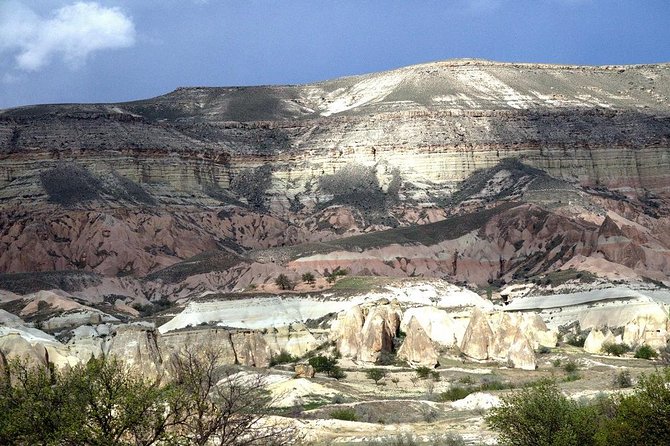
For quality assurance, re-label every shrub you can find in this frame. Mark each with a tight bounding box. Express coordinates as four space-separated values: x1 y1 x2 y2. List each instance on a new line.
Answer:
458 375 475 385
330 408 357 421
564 372 581 382
275 274 295 290
563 360 579 374
270 350 297 366
301 272 316 284
537 345 552 354
602 342 631 357
415 366 433 379
439 386 475 402
365 368 387 385
613 370 633 388
552 358 562 368
330 366 347 381
634 344 658 360
308 355 338 376
566 335 586 347
486 380 600 446
597 368 670 446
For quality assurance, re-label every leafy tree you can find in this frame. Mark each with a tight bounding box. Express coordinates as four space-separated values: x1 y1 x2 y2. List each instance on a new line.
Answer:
275 274 295 291
634 344 658 360
308 355 339 376
301 272 315 284
365 368 387 385
0 351 300 446
486 380 600 446
602 343 631 357
597 368 670 446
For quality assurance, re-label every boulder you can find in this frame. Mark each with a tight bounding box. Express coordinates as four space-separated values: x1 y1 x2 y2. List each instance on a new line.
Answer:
294 363 315 378
507 331 537 370
460 308 493 360
397 316 438 367
488 312 519 360
0 333 48 366
583 328 615 354
400 306 462 347
332 305 365 358
359 305 399 362
519 313 558 348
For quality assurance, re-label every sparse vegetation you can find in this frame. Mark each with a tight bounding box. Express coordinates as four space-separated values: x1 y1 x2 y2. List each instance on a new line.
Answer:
440 386 475 402
563 360 579 374
325 267 348 284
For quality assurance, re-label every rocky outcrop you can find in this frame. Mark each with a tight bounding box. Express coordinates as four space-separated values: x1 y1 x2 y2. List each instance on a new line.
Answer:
583 328 616 354
359 304 401 362
459 309 555 369
460 309 494 360
332 301 401 363
507 332 537 370
400 306 465 347
294 363 315 378
623 314 669 349
332 305 365 358
397 316 439 367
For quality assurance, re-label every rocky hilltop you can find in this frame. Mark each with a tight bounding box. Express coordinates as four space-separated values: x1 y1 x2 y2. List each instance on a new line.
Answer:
1 59 669 284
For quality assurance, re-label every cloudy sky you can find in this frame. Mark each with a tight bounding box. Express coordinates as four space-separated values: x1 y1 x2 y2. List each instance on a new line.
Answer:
1 0 669 108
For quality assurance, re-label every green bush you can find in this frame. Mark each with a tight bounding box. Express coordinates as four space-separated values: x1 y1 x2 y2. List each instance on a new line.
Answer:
330 366 347 381
597 368 670 446
486 380 600 446
270 350 297 366
415 366 433 379
0 352 298 446
566 335 586 347
275 274 295 290
301 272 316 284
613 370 632 388
602 342 631 357
365 368 387 384
330 408 357 421
439 386 475 402
634 344 658 360
563 360 579 374
308 355 339 376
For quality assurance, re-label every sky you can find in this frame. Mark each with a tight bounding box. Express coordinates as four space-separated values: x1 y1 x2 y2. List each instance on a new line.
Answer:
0 0 669 108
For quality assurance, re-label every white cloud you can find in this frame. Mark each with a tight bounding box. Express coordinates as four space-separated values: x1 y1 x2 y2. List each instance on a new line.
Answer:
0 1 135 71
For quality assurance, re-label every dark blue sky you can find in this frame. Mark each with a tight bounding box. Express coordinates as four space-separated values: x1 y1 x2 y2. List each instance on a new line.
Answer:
1 0 669 108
